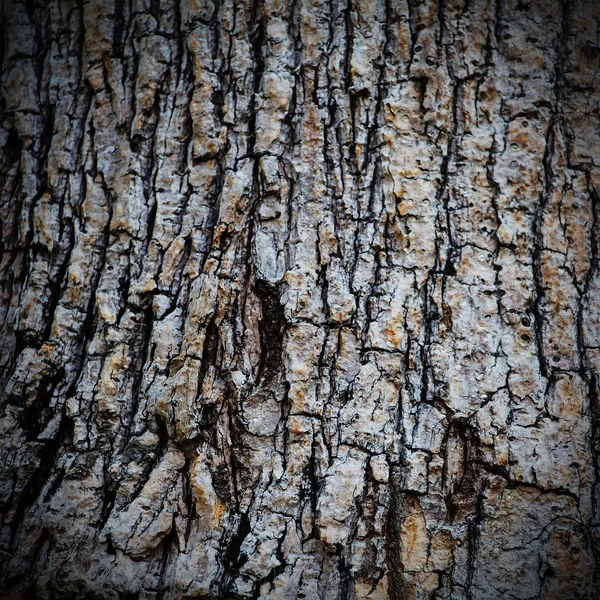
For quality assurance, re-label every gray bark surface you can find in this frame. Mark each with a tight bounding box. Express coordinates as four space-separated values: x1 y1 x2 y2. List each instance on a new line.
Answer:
1 0 600 598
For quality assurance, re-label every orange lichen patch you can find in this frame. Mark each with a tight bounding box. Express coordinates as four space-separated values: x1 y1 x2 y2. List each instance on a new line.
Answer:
510 129 532 149
97 348 131 401
383 324 403 349
287 415 312 436
441 303 453 330
33 193 58 250
262 72 291 110
191 452 227 529
192 129 227 159
19 292 43 323
212 498 227 527
39 344 57 361
400 497 428 571
354 580 388 600
428 529 455 571
396 200 410 217
83 0 112 58
317 221 338 261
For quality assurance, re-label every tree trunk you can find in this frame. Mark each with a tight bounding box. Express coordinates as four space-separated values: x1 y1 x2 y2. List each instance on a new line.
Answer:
1 0 599 598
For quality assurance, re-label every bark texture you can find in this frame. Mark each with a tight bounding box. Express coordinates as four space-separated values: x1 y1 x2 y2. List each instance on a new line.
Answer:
1 0 600 598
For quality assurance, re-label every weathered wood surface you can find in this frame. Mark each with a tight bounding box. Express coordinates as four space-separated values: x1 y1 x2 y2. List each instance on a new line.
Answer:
1 0 600 598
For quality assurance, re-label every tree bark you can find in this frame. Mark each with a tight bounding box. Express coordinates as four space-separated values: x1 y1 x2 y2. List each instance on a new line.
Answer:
1 0 599 598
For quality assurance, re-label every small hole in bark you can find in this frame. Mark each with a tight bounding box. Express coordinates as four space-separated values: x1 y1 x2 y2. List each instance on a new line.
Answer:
553 355 560 362
520 334 531 342
510 161 519 168
444 260 457 276
521 317 530 326
255 280 285 381
106 535 117 555
521 121 529 128
130 137 142 153
5 128 21 163
414 45 423 52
